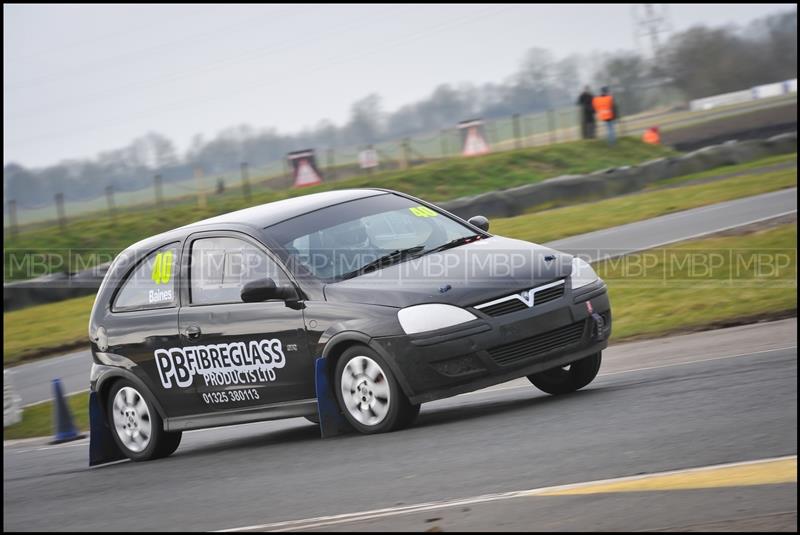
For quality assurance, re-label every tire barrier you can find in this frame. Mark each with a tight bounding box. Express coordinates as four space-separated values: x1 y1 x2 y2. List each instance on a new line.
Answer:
439 132 797 220
4 262 111 312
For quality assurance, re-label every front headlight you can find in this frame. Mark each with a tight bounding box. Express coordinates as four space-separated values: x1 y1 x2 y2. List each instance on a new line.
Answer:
571 257 600 289
397 304 477 335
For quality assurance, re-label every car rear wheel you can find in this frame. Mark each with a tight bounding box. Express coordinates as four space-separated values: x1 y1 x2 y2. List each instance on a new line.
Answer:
334 346 419 434
107 380 182 461
527 352 602 396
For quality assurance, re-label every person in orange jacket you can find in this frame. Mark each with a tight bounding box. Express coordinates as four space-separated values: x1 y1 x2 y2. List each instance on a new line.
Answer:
593 86 619 145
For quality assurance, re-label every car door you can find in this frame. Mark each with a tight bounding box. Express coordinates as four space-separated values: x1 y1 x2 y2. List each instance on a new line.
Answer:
106 241 202 416
178 231 315 411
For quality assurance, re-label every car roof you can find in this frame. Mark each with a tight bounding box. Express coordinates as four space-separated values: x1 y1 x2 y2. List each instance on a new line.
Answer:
185 188 387 230
124 189 390 254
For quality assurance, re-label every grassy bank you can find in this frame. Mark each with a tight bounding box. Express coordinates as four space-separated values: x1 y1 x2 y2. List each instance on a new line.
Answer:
5 138 673 281
5 223 795 439
4 295 96 365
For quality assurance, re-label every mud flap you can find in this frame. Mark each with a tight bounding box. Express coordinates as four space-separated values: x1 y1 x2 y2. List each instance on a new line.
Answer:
315 357 354 438
89 392 125 466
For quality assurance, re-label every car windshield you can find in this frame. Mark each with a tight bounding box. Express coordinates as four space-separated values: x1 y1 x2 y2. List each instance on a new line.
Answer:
265 193 482 281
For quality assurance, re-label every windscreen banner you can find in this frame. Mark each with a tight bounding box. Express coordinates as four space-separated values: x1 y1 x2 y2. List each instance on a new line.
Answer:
288 149 323 188
458 119 491 157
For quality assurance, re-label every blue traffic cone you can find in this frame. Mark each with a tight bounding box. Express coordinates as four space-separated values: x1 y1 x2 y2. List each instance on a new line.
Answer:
51 378 85 444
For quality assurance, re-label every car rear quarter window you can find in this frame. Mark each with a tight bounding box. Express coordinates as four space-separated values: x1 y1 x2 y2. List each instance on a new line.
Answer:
112 244 179 312
189 236 288 305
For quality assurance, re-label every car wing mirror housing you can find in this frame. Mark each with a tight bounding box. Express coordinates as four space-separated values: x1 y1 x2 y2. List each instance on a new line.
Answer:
468 215 490 232
241 278 299 303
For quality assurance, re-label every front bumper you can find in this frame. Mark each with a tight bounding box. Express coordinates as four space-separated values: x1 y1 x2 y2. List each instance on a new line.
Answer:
372 281 612 404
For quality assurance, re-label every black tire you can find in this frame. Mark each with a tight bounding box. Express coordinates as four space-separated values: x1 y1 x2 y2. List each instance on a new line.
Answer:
527 352 602 396
334 345 418 434
106 379 182 462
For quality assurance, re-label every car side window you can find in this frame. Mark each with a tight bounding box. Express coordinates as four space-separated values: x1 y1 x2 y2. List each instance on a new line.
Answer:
113 244 179 312
190 236 288 305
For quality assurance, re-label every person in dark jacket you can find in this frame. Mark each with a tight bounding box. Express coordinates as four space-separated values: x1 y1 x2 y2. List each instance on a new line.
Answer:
576 86 596 139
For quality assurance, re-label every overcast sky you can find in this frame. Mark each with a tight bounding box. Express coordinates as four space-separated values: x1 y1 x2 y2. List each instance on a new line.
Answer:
4 3 795 168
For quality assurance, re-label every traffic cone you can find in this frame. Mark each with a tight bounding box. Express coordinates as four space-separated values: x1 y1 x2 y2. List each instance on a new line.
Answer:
51 378 84 444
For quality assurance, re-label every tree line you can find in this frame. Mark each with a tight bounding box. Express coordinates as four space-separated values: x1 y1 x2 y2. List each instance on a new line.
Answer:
4 9 796 209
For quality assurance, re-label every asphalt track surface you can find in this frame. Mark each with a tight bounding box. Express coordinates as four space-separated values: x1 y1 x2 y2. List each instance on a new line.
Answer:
3 319 797 531
6 188 797 407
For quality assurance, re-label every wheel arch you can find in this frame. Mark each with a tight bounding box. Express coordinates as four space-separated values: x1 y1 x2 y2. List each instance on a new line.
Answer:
320 331 414 399
95 368 168 421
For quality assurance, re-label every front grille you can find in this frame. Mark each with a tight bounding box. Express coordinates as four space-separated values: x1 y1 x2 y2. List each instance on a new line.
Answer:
476 280 565 317
487 321 586 366
479 299 528 316
533 284 564 306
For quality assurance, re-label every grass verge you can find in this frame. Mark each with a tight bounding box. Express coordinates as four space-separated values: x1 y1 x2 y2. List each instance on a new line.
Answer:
646 152 796 188
3 391 89 441
601 223 797 340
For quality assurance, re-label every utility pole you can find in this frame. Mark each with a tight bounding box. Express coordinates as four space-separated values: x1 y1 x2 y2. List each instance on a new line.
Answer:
7 199 18 238
194 167 207 209
105 185 116 223
401 139 411 169
326 148 335 180
55 193 66 230
548 110 557 145
632 4 672 58
240 162 252 202
282 158 291 188
154 174 163 207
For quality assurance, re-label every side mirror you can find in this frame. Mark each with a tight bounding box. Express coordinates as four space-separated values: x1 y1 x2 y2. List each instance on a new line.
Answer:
468 215 490 232
241 278 297 303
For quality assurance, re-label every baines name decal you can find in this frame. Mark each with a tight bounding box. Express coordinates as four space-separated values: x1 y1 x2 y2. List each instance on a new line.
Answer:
155 339 285 389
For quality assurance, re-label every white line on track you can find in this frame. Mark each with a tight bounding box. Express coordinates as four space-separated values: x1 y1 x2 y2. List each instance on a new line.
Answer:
577 208 798 263
215 455 798 532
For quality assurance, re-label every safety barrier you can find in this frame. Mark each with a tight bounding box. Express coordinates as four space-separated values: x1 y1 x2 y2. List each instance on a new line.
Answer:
690 79 797 111
439 132 797 220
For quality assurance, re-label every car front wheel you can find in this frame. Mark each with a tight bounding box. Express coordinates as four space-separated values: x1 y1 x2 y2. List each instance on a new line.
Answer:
527 352 602 396
107 380 182 461
334 346 419 434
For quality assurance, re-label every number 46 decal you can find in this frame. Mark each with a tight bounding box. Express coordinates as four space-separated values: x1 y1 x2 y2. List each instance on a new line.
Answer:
151 251 174 285
409 206 438 217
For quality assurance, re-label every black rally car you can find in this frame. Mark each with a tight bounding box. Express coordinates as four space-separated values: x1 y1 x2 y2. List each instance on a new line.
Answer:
88 189 611 462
